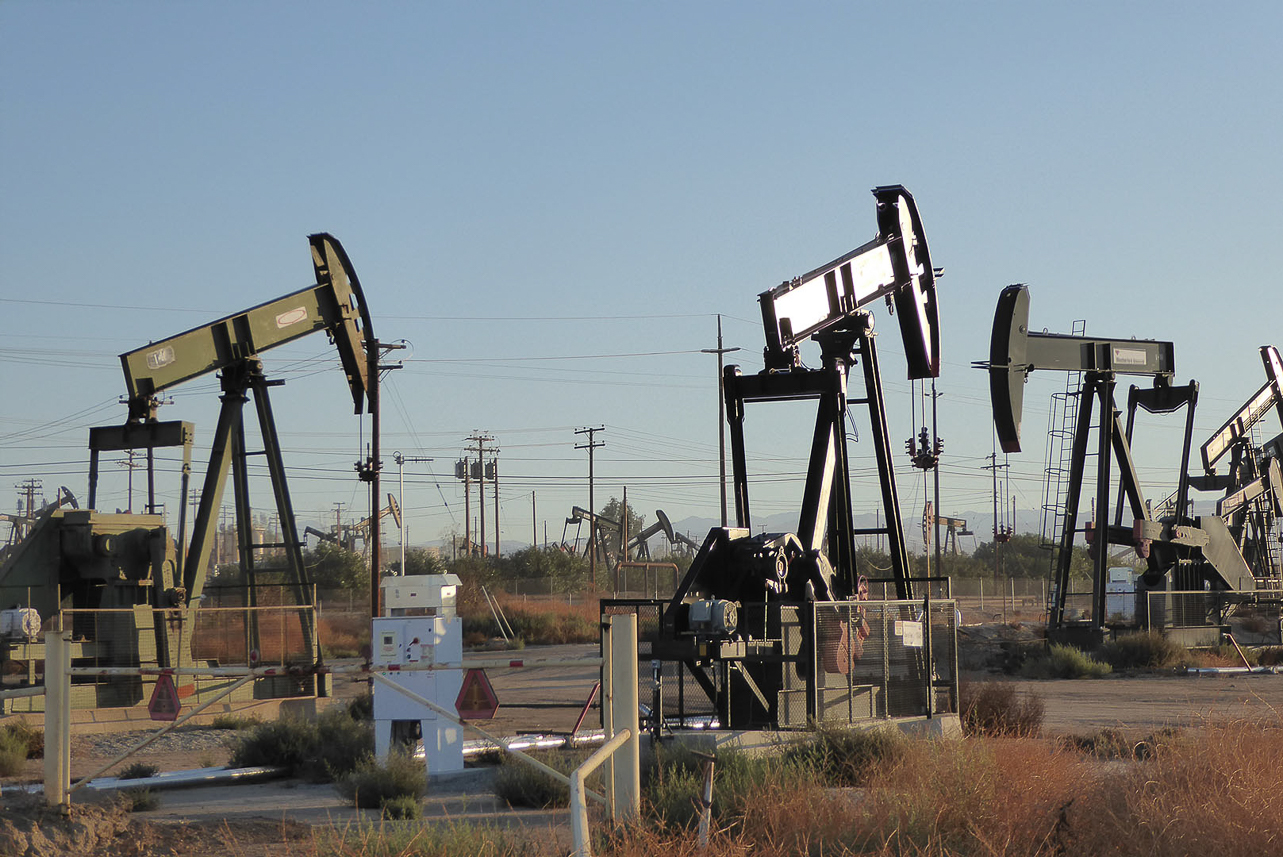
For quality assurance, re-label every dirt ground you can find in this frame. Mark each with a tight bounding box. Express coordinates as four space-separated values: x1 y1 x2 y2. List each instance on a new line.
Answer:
8 630 1283 855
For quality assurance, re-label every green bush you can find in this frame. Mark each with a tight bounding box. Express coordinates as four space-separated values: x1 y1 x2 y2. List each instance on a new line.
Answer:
645 745 803 830
0 721 42 759
120 787 159 812
335 751 426 809
1098 632 1190 670
210 713 261 730
492 749 595 809
227 706 373 781
960 681 1046 737
380 793 422 820
119 762 159 780
1022 643 1112 679
0 727 28 777
780 723 910 786
346 691 374 721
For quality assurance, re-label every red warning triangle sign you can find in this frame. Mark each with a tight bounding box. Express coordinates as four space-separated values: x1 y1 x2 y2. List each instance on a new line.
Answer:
148 674 182 722
455 668 499 720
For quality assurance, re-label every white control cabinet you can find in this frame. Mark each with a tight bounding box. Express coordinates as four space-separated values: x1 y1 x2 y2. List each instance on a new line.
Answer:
372 574 465 774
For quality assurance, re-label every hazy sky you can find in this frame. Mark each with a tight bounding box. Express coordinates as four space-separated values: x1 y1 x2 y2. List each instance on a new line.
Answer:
3 3 1281 549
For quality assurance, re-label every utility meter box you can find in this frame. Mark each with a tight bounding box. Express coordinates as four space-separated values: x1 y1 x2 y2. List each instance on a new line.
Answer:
381 573 460 618
1105 567 1136 622
373 574 465 776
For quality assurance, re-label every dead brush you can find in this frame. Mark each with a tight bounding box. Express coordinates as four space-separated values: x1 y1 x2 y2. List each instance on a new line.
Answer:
318 613 368 658
959 679 1045 737
1072 719 1283 857
850 736 1099 856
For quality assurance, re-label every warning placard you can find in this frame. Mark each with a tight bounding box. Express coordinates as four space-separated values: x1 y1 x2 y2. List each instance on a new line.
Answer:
148 674 181 722
455 668 499 720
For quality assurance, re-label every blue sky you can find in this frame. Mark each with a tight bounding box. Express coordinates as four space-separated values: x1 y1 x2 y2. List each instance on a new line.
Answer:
3 2 1281 551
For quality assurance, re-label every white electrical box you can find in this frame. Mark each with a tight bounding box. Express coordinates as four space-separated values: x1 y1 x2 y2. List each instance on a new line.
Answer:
372 571 466 777
381 573 460 618
1105 566 1136 621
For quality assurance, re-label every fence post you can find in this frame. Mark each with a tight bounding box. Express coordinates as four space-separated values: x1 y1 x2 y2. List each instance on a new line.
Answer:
600 614 615 814
44 630 71 810
609 613 639 820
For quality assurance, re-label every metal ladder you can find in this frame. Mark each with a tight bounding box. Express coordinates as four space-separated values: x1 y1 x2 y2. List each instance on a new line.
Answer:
1039 320 1087 605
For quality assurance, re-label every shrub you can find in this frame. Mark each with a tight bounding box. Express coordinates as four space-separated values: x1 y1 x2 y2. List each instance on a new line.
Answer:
1256 646 1283 666
960 680 1046 737
1022 643 1112 679
120 787 159 812
335 751 426 809
645 744 804 830
781 723 910 786
0 727 27 777
1066 726 1181 760
119 762 159 780
1 721 42 759
1191 644 1255 668
346 691 374 721
210 713 261 730
227 706 373 781
492 749 596 809
1098 632 1190 670
1070 721 1283 856
380 793 422 820
320 612 367 659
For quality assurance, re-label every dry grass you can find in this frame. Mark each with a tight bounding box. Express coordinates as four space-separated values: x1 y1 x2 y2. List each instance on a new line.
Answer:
188 720 1283 856
188 608 369 665
960 680 1046 737
462 592 602 646
318 613 368 658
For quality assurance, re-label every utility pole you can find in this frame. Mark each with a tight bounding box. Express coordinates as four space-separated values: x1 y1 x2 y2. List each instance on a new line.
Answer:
13 480 41 543
575 426 606 587
455 457 472 555
16 479 40 518
531 491 537 552
932 380 943 579
357 338 403 618
492 455 500 559
117 450 141 512
333 502 346 544
984 450 1011 583
467 433 495 557
701 315 740 528
393 452 433 576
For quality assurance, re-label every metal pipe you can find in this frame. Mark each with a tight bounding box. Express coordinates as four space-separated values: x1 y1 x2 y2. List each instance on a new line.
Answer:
571 728 634 857
69 673 257 793
369 671 608 805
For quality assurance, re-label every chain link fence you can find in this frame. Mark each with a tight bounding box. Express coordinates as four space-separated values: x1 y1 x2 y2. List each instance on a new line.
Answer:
602 596 957 732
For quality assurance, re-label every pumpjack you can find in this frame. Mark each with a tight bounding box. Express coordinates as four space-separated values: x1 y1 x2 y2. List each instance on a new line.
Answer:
0 234 372 707
606 186 952 731
1189 346 1283 584
982 285 1256 641
564 506 695 567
